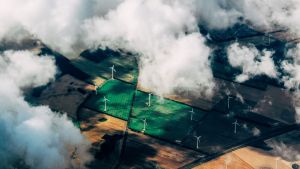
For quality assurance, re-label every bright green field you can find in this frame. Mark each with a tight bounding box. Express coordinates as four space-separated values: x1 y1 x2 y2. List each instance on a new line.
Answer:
83 80 135 120
71 55 138 84
128 91 208 142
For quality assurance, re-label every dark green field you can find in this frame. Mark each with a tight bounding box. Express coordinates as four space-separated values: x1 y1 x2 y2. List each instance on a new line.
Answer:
83 79 209 143
129 91 208 142
83 80 135 120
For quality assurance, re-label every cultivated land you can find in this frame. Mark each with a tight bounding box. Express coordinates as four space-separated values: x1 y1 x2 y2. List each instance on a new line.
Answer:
21 22 300 169
119 130 205 169
36 74 90 119
129 90 207 143
193 130 300 169
193 153 254 169
83 79 135 120
77 68 295 169
78 108 127 169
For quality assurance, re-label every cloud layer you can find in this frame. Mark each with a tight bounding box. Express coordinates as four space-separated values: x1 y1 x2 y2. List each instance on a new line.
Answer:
2 0 300 98
0 51 92 169
227 43 277 82
0 0 122 55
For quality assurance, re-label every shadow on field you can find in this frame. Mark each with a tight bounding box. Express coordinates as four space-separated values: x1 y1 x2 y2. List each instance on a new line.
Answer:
118 132 159 169
77 107 126 169
39 47 91 81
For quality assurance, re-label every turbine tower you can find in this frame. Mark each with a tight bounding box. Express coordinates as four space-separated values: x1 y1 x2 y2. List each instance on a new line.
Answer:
227 95 233 110
232 120 240 134
275 158 280 169
194 135 202 149
268 33 271 46
110 65 116 80
94 84 99 95
103 96 110 111
189 108 195 121
142 118 147 133
264 32 271 46
224 156 231 169
146 93 152 107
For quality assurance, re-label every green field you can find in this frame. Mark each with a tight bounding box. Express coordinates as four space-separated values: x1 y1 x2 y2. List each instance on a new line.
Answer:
71 53 138 84
129 91 208 142
83 80 135 120
74 51 210 143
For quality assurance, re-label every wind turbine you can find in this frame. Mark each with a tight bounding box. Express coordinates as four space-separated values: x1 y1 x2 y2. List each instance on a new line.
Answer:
227 95 233 110
194 135 202 149
141 118 147 133
264 31 271 46
275 158 279 169
146 93 152 107
110 65 116 80
189 108 195 121
94 84 99 95
268 33 271 46
224 156 231 169
233 29 239 39
265 32 271 46
232 120 240 134
103 96 110 111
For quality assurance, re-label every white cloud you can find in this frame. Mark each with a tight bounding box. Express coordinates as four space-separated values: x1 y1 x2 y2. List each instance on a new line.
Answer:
194 0 300 34
227 43 278 82
282 44 300 89
252 127 261 136
268 140 300 162
0 51 92 169
138 33 214 97
0 50 56 88
0 0 122 55
194 0 243 29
